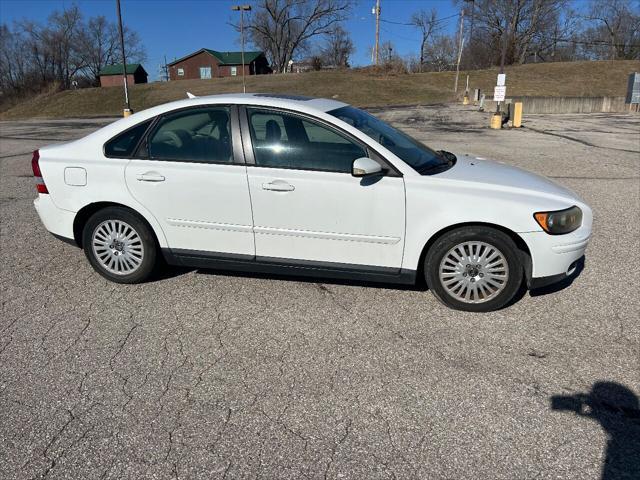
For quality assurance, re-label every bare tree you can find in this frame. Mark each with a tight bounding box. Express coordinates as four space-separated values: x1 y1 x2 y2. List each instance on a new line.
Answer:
243 0 353 73
77 16 146 84
0 26 27 92
321 25 354 67
0 4 147 98
48 5 85 89
460 0 572 67
423 34 457 71
583 0 640 60
410 8 438 72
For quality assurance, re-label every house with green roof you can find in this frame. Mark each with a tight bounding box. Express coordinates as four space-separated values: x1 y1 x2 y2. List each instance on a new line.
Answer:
99 64 148 87
167 49 271 81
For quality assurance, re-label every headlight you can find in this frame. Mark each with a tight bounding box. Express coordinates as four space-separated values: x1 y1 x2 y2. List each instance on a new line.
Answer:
534 206 582 235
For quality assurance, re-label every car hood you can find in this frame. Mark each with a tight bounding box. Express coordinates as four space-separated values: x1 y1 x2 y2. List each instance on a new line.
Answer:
435 154 582 203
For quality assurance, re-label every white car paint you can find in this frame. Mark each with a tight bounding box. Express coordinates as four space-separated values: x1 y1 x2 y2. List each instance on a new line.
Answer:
246 166 405 268
33 93 592 288
125 160 255 256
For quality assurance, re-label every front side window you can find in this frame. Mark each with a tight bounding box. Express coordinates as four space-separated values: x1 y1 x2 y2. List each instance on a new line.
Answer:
104 120 152 158
148 107 233 163
247 108 366 173
329 105 452 174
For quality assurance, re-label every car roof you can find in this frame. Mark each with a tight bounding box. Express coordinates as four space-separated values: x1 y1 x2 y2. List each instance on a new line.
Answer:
85 93 350 143
190 93 347 112
167 92 349 113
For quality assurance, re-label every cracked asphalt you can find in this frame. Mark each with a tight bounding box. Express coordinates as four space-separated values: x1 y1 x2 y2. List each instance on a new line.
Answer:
1 106 638 479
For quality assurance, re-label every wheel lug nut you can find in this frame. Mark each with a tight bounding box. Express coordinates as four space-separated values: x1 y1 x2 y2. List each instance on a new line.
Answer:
479 273 484 278
470 278 476 282
466 264 470 268
463 273 467 277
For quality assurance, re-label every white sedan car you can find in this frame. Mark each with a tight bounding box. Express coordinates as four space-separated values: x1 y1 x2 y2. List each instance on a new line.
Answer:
32 93 591 312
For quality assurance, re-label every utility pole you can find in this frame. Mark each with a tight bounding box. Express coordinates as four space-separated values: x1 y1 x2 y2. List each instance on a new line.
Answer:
465 0 475 66
374 0 380 65
115 0 131 116
497 19 508 114
232 5 252 93
453 7 465 93
164 54 169 81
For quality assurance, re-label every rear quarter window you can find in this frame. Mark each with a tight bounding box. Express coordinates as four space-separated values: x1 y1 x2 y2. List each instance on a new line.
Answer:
104 120 152 158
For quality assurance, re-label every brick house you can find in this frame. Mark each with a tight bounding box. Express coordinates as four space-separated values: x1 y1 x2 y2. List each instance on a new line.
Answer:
167 49 271 81
99 64 148 87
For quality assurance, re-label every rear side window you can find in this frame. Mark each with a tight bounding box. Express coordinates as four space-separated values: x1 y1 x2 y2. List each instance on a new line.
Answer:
104 120 151 158
148 107 233 163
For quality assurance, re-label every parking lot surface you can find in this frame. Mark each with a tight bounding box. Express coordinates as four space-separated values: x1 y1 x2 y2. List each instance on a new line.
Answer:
1 106 638 479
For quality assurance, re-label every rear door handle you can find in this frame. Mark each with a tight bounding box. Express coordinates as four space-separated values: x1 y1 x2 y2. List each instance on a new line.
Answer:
262 181 295 192
136 173 165 182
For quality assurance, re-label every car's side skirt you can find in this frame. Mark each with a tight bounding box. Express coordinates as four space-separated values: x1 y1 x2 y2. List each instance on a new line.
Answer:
163 248 417 285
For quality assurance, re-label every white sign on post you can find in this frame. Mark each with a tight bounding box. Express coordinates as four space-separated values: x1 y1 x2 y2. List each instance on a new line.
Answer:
494 86 506 102
497 73 506 86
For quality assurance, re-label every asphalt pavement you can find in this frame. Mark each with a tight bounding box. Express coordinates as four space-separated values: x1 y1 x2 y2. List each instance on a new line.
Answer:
1 106 638 479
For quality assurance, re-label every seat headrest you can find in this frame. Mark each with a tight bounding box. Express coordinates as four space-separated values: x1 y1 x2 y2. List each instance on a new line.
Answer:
265 120 282 143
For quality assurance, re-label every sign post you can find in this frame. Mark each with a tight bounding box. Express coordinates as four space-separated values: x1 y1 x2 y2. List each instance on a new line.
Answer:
493 86 506 102
626 72 640 112
491 73 507 129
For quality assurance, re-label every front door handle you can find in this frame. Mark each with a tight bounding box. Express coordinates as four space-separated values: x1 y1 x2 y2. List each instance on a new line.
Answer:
262 181 295 192
136 172 165 182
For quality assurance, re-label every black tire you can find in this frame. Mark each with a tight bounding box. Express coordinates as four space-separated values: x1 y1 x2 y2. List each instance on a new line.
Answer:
82 206 159 284
424 226 523 312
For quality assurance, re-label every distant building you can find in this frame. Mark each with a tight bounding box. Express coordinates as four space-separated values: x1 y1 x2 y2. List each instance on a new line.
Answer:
167 49 271 80
99 64 148 87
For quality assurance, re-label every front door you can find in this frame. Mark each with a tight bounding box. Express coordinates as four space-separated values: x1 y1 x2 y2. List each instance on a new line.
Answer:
125 106 254 257
243 107 405 270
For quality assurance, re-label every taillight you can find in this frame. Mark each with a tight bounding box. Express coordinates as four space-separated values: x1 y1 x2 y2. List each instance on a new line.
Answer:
31 150 48 194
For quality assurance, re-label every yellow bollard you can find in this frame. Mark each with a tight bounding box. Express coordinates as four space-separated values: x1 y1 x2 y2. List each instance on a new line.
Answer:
512 102 523 128
123 108 133 117
463 94 470 105
490 113 502 129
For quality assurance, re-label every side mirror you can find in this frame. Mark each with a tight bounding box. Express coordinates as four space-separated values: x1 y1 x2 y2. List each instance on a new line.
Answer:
352 157 382 177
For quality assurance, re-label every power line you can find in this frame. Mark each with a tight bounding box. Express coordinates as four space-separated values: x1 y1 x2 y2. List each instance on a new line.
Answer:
555 38 640 48
380 12 460 28
380 25 420 42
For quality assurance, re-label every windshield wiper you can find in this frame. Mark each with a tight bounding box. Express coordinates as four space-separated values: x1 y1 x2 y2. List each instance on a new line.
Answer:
436 150 457 163
418 151 456 174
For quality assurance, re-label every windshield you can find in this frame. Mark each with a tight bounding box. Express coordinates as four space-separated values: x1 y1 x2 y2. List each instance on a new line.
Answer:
328 106 452 174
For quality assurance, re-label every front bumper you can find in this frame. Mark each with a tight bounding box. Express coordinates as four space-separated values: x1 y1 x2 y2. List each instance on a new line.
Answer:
528 256 584 289
520 228 591 287
34 195 76 242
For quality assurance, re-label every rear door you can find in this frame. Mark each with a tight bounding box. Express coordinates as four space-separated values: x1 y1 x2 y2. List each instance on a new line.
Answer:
124 105 255 257
242 107 406 271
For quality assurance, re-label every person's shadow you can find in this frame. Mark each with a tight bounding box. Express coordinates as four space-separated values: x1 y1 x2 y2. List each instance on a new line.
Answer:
551 382 640 479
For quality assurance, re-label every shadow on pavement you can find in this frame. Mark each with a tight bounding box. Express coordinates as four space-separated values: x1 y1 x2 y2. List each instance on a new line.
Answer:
551 382 640 480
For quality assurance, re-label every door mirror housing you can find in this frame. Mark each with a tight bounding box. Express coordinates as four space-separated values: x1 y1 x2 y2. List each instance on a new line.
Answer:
352 157 383 177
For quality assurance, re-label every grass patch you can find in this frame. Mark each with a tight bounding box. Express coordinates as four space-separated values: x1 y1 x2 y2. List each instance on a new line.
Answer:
1 60 638 119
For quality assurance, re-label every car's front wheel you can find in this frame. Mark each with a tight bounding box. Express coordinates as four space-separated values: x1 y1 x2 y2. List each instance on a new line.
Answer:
82 207 158 284
425 226 523 312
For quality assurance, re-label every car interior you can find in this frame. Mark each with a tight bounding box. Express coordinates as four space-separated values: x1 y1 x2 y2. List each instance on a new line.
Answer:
249 111 366 173
148 108 233 163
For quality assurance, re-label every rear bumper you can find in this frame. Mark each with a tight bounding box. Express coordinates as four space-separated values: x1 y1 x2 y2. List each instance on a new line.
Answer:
34 195 76 244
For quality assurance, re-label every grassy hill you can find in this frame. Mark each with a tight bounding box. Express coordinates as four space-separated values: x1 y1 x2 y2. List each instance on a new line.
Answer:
1 60 638 119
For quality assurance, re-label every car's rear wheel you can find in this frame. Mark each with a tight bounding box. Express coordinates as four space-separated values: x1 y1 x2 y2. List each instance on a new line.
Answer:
425 226 523 312
82 207 158 284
